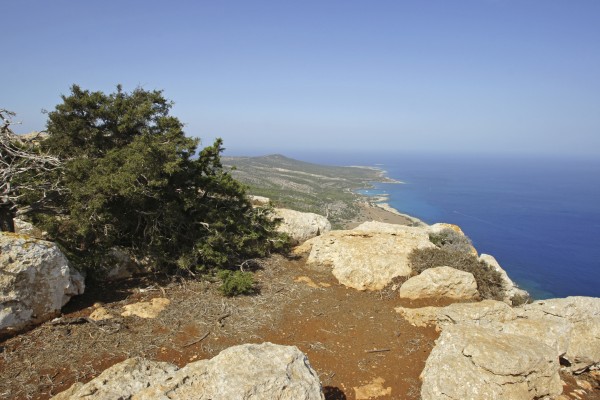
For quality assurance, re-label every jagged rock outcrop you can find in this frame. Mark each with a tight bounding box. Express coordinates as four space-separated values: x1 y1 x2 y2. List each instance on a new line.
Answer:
397 296 600 374
54 343 324 400
0 233 84 335
296 222 434 290
520 297 600 373
399 266 479 300
479 254 529 305
273 208 331 245
420 325 562 400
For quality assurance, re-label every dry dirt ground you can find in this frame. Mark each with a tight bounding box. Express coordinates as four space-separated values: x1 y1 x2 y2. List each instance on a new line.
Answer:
1 216 599 399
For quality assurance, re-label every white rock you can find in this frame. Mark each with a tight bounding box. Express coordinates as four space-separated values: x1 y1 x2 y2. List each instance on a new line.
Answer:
421 325 562 400
301 224 434 290
520 297 600 373
102 247 143 280
0 233 84 335
273 208 331 245
248 195 271 206
399 266 479 300
53 343 324 400
479 254 529 305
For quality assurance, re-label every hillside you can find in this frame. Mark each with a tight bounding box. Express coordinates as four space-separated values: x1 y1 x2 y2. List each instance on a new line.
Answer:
223 154 397 227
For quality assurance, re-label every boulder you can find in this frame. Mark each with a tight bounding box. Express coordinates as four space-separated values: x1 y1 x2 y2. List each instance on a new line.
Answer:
479 254 529 305
54 343 324 400
0 233 84 335
101 247 144 280
299 223 434 290
397 297 600 373
273 208 331 245
420 325 562 400
399 266 479 300
519 297 600 373
248 195 271 206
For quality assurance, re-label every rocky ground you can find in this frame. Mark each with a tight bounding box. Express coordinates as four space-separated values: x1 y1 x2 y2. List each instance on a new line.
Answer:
1 205 599 399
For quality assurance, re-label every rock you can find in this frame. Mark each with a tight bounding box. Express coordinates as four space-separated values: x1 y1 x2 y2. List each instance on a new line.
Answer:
52 357 179 400
89 306 113 321
121 298 170 319
394 306 440 327
399 266 479 301
13 218 44 238
397 296 600 374
54 343 324 400
273 208 331 245
0 233 85 335
420 325 562 400
520 297 600 373
427 222 466 236
300 222 434 290
248 195 271 206
102 247 144 280
396 299 517 330
479 254 530 305
353 377 392 399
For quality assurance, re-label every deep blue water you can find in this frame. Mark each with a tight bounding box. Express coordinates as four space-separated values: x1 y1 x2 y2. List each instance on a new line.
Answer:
293 152 600 299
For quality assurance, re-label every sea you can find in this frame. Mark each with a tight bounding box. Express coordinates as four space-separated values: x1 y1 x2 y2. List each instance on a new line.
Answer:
293 151 600 300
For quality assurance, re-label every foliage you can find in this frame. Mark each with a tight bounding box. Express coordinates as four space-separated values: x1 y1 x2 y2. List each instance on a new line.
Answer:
408 247 505 301
19 85 288 276
428 228 474 254
217 270 256 296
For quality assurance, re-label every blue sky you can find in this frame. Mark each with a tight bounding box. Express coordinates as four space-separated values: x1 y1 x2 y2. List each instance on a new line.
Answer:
3 0 599 157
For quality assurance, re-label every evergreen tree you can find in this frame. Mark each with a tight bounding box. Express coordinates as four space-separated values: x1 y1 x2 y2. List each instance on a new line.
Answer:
21 85 287 275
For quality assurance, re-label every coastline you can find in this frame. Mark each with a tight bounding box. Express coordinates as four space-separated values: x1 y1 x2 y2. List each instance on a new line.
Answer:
343 167 426 229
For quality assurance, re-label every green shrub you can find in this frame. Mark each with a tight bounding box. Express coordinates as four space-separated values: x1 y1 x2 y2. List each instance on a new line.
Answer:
218 270 255 296
429 228 474 254
408 247 505 301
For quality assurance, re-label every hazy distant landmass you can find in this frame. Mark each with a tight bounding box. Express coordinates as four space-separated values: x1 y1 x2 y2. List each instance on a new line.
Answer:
222 154 392 227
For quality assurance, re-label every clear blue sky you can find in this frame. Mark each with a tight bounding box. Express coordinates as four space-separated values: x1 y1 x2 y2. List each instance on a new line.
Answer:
3 0 599 157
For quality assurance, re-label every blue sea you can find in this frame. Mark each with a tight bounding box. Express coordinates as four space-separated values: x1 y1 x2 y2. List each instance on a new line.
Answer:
295 152 600 300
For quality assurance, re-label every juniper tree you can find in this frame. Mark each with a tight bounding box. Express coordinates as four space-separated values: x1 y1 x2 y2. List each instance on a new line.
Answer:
20 85 287 274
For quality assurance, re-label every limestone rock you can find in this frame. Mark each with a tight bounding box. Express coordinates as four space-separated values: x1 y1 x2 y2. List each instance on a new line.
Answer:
121 298 170 319
54 343 324 400
399 266 479 300
248 195 271 206
301 223 434 290
520 297 600 373
397 297 600 373
479 254 530 305
52 357 179 399
427 222 466 236
396 299 516 330
394 306 440 328
0 233 85 335
102 247 144 280
13 218 44 238
273 208 331 245
420 325 562 400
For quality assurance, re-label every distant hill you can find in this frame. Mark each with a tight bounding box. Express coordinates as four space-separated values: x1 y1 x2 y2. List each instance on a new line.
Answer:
222 154 387 227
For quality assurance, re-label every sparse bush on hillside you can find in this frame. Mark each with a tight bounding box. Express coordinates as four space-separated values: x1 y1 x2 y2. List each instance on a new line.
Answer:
408 247 505 301
14 85 289 280
218 270 256 296
429 228 474 253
